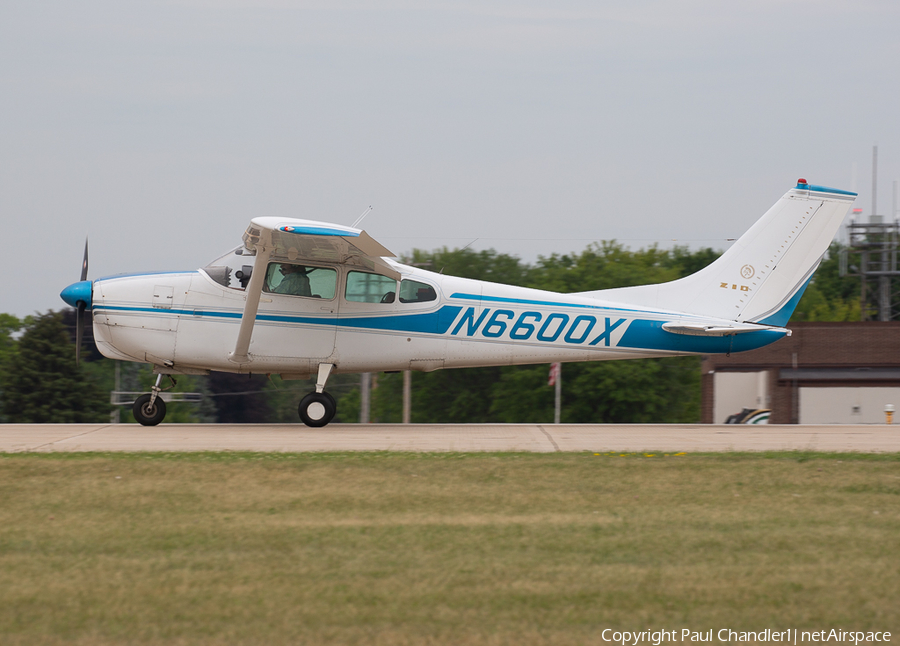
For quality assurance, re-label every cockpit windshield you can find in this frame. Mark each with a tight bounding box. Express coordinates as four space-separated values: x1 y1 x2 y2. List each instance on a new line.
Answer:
202 246 257 290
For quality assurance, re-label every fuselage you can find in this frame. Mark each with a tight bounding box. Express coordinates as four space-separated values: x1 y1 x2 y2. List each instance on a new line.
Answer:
87 257 787 378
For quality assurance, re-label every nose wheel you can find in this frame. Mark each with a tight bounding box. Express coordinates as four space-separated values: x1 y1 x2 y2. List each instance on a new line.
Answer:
133 393 167 426
132 373 175 426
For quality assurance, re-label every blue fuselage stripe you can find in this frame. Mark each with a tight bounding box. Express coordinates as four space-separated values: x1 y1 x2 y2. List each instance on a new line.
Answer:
94 305 463 335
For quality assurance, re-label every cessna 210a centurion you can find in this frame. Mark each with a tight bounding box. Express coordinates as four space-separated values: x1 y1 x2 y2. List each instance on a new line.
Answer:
61 179 856 427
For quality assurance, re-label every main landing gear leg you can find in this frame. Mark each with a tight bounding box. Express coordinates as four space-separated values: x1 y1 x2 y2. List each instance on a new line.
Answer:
298 363 336 427
133 373 176 426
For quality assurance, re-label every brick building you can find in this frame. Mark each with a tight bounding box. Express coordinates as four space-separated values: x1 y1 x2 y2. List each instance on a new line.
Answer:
701 322 900 424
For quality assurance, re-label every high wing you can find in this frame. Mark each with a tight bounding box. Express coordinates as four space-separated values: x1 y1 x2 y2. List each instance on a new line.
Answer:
229 218 397 364
245 217 397 277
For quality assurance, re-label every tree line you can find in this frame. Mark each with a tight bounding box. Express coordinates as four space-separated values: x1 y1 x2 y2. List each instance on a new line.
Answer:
0 242 860 424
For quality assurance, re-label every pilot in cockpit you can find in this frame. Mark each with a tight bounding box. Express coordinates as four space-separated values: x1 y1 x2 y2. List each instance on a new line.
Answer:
272 263 312 297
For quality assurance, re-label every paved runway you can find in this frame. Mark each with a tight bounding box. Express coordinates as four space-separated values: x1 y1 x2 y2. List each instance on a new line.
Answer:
1 423 899 453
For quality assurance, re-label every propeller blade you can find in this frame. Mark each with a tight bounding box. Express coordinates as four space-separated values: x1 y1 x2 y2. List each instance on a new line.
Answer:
76 301 85 366
80 238 89 282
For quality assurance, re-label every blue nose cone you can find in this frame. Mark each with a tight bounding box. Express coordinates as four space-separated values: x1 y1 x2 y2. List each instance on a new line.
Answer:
60 280 93 310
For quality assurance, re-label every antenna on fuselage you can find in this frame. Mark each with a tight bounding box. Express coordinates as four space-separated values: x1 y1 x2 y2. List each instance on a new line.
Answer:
352 206 373 228
438 238 479 274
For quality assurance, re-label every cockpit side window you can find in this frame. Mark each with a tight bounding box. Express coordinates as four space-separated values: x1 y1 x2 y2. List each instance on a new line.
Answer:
345 271 398 303
399 279 437 303
264 263 337 299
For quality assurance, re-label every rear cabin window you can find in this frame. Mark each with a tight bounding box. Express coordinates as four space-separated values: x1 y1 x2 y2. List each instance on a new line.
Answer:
264 263 337 299
345 271 398 303
399 279 437 303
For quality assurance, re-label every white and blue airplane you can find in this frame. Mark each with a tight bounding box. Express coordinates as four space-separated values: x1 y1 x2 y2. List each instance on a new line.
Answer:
61 179 856 426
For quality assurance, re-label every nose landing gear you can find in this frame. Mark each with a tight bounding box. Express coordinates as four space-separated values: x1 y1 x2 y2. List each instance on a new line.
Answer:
133 393 167 426
132 374 176 426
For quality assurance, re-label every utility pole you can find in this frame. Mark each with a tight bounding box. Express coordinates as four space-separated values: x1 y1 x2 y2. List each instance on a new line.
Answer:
111 361 121 423
402 370 411 424
360 372 370 423
555 366 561 424
873 144 878 221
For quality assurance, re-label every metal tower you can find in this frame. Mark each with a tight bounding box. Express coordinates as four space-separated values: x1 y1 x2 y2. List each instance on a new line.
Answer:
840 146 900 321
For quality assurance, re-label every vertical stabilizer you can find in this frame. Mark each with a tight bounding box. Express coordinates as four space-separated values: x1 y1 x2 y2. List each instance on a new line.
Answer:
580 181 857 323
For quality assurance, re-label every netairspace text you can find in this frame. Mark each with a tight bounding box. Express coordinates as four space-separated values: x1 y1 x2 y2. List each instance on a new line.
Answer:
600 629 892 645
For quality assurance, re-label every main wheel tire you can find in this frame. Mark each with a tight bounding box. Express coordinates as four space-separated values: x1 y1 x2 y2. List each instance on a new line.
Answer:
298 392 336 427
133 393 167 426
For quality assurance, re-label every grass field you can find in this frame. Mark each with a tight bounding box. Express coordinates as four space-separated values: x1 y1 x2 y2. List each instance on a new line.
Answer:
1 451 898 645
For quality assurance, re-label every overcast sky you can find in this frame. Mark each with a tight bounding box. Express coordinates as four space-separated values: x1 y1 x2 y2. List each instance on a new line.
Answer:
2 0 899 318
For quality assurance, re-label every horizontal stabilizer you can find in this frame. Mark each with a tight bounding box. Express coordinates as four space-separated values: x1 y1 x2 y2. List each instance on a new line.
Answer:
662 321 791 337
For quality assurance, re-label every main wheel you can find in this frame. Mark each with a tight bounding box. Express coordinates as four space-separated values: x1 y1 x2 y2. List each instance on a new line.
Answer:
298 392 336 427
133 393 167 426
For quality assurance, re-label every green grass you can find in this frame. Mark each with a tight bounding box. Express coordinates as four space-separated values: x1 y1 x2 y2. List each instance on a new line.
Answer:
1 451 898 645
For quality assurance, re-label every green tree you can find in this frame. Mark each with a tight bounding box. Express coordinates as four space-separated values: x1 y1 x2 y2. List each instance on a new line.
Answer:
0 314 24 423
488 365 556 422
664 245 720 277
560 358 700 423
530 242 682 293
416 368 503 423
791 243 861 322
0 312 109 423
0 314 21 367
405 248 533 287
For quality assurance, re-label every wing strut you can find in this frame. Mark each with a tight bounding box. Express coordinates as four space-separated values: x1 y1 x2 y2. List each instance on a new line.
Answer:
228 241 274 365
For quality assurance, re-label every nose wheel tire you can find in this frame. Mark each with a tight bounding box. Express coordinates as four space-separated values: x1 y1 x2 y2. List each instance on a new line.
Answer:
298 392 336 427
133 393 167 426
